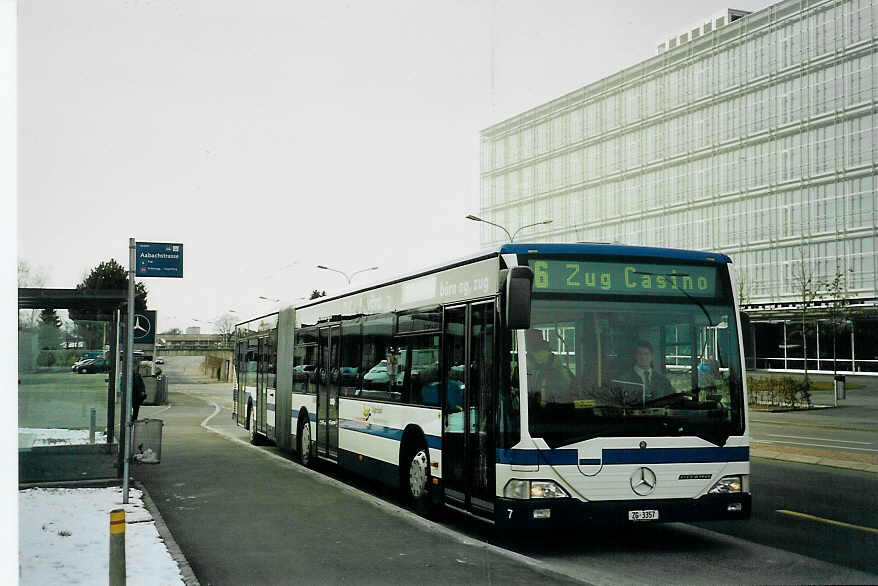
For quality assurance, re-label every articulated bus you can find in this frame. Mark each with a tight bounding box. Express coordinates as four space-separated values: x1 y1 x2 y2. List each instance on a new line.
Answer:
232 243 750 528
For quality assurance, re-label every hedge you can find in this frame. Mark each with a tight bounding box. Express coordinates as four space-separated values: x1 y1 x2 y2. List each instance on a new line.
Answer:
36 349 101 368
747 376 812 408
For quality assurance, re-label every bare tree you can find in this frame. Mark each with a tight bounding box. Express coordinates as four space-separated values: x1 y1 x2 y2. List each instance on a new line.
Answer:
735 267 752 307
791 248 820 387
822 263 856 379
18 260 49 329
213 313 237 345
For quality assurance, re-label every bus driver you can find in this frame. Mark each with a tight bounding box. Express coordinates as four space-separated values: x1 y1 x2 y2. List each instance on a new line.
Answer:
614 340 674 403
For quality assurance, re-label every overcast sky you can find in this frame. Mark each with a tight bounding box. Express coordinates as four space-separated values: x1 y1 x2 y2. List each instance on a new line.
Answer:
18 0 771 332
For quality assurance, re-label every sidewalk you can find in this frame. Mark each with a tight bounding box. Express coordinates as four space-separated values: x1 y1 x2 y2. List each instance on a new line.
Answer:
748 372 878 474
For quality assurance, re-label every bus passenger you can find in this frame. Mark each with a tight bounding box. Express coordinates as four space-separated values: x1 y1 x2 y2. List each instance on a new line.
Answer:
524 329 576 405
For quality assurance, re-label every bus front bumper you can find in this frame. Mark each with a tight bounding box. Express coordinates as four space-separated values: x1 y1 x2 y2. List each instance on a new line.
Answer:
495 493 751 529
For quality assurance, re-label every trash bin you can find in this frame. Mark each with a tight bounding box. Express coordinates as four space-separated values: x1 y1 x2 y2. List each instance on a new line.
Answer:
132 418 163 464
834 375 846 400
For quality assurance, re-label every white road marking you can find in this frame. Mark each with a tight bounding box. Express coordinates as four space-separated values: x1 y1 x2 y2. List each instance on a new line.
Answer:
766 433 872 445
754 438 878 452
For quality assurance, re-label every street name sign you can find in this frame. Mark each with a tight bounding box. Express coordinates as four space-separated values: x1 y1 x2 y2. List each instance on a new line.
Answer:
136 242 183 278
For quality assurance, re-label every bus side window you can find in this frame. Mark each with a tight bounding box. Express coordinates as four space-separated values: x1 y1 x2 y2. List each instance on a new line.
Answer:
406 334 440 406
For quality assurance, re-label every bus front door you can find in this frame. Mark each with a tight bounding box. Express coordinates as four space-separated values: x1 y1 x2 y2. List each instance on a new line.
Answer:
317 325 340 460
442 302 495 519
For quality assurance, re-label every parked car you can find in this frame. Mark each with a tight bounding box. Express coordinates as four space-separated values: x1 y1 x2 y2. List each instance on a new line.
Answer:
363 360 391 386
77 357 109 374
71 358 94 371
155 358 164 365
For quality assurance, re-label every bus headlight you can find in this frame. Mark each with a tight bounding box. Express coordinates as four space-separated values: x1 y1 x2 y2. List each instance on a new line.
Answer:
530 481 569 499
503 479 569 499
708 475 743 494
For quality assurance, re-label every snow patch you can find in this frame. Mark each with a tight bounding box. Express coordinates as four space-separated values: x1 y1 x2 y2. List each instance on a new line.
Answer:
19 487 185 585
19 428 108 448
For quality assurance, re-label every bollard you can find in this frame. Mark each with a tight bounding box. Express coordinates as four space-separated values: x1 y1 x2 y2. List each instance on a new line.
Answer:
109 508 126 586
89 408 96 444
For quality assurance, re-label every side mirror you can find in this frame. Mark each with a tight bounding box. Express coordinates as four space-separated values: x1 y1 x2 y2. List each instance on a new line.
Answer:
505 266 533 330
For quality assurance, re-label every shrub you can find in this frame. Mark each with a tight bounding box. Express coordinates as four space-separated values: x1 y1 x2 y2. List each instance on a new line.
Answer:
747 375 812 408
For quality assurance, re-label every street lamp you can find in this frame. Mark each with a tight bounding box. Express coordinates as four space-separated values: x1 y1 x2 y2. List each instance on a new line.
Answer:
316 264 379 285
465 214 553 243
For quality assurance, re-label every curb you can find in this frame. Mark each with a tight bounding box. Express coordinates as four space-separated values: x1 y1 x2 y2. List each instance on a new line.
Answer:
135 480 201 586
18 477 121 490
753 405 834 413
751 445 878 475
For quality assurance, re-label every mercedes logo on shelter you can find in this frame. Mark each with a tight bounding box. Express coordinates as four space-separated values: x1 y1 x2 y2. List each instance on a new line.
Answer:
630 467 657 496
133 314 151 340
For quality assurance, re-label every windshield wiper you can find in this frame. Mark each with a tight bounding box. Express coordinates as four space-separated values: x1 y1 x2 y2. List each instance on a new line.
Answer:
633 270 717 326
642 390 700 408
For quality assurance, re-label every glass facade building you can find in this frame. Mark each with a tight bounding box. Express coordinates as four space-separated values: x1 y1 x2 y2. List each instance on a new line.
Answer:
480 0 878 372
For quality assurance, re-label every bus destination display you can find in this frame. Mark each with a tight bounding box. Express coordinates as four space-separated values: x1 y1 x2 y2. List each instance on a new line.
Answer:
529 259 718 297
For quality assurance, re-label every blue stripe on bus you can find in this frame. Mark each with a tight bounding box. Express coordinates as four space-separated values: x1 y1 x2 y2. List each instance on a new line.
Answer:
496 449 578 466
498 446 748 466
601 447 749 464
339 419 441 450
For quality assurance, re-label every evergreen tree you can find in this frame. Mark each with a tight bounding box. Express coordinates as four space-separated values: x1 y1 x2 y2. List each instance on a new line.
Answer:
39 308 61 328
69 259 148 321
38 308 63 349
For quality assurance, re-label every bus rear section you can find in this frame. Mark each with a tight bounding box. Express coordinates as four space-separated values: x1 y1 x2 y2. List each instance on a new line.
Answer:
495 250 750 528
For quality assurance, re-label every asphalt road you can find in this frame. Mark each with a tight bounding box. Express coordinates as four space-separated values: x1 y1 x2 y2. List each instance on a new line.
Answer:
137 379 878 585
694 459 878 574
750 420 878 456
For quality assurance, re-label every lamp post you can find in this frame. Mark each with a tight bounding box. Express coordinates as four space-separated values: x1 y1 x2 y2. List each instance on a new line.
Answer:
316 264 379 285
465 214 553 242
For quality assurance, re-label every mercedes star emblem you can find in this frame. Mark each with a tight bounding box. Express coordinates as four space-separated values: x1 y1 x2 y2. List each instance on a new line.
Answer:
630 467 657 496
133 314 151 339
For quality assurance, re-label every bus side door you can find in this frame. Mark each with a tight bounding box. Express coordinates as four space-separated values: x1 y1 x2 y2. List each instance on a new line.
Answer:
442 301 496 518
316 325 340 460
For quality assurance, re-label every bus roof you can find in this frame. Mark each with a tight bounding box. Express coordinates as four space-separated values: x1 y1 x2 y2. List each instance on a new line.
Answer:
499 243 732 264
292 242 731 311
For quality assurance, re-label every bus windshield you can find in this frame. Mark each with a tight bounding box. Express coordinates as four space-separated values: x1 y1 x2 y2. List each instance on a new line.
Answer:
522 297 745 448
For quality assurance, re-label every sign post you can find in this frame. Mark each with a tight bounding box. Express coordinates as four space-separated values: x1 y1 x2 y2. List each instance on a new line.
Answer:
123 238 135 503
123 240 184 504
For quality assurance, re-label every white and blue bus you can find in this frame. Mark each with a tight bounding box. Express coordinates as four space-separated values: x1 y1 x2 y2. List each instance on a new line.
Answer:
233 243 750 527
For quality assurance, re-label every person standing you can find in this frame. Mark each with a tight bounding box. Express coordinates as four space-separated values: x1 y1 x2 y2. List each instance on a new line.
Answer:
132 370 147 421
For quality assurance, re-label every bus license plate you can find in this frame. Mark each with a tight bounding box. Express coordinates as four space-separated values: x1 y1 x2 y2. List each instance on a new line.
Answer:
628 509 659 521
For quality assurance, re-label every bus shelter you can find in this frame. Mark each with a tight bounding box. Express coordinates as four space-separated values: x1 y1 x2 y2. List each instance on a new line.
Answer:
18 287 128 483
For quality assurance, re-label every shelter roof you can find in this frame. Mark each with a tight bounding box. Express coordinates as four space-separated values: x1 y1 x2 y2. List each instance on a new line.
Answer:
17 288 128 310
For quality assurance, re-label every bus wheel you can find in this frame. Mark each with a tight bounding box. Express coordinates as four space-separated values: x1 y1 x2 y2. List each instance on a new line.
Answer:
405 443 431 511
298 419 312 467
249 407 261 445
